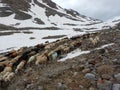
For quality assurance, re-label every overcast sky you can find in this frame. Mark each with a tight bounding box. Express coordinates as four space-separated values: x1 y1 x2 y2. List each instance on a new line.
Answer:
52 0 120 21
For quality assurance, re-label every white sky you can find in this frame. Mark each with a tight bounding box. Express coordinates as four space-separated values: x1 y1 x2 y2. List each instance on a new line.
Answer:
52 0 120 21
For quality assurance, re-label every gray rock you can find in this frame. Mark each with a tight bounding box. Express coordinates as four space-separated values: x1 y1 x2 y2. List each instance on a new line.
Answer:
112 84 120 90
73 72 78 77
57 83 68 90
84 73 96 80
112 59 120 64
26 83 34 89
97 80 112 90
89 87 95 90
114 73 120 81
82 68 91 73
15 88 20 90
101 74 111 80
38 86 43 90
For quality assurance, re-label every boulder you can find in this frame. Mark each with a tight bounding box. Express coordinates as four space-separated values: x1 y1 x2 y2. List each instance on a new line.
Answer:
101 74 112 80
57 82 68 90
97 79 112 90
114 73 120 81
112 84 120 90
84 73 96 80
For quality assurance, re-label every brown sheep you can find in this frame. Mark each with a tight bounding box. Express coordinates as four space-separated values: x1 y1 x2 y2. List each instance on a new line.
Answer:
35 55 48 65
15 60 26 73
10 52 18 58
35 44 45 49
71 40 82 47
9 49 16 54
0 57 8 62
9 55 21 65
44 44 52 49
44 43 56 50
62 46 70 53
56 38 69 44
18 47 26 54
0 60 10 66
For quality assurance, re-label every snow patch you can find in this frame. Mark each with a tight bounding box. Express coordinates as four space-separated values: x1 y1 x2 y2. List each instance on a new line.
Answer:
0 29 86 53
58 43 114 62
58 49 90 62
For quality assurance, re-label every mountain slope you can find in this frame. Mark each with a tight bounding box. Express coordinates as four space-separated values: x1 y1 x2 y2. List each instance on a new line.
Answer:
0 0 102 29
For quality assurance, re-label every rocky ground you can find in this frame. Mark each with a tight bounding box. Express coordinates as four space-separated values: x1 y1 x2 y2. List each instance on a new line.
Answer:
0 28 120 90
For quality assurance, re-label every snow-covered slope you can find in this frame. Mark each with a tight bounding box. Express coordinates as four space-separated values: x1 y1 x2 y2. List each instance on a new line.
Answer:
0 0 120 53
0 0 102 30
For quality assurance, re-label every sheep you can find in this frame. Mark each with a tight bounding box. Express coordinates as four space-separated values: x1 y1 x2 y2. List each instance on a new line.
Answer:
0 60 10 66
9 55 21 64
0 63 13 81
70 35 81 40
96 36 99 41
2 72 10 81
35 55 48 65
10 52 18 58
0 57 8 62
17 47 27 54
47 51 54 57
27 55 36 64
2 63 12 74
56 45 70 54
56 38 69 44
44 43 55 50
85 33 90 38
62 46 70 53
51 52 58 60
15 60 26 73
44 44 52 49
4 72 15 82
89 36 99 46
27 51 36 56
0 55 3 58
71 40 82 47
9 49 16 54
47 51 58 60
2 72 15 82
35 44 45 49
0 64 5 72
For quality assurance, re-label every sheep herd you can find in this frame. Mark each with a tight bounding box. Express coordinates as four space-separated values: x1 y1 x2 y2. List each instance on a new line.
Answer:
0 32 100 83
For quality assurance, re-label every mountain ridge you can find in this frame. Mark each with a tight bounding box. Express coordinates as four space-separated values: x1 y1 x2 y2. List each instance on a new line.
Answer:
0 0 102 30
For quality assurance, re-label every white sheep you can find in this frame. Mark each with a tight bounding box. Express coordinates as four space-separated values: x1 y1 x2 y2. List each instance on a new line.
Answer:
27 55 36 64
89 36 99 45
15 60 26 73
4 72 15 82
2 72 10 81
0 64 13 81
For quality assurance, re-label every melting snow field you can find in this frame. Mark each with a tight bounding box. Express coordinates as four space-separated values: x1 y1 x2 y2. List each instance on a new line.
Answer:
58 43 114 62
0 29 86 53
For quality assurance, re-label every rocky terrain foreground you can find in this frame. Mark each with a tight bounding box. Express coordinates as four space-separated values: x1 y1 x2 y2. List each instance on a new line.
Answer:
0 28 120 90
